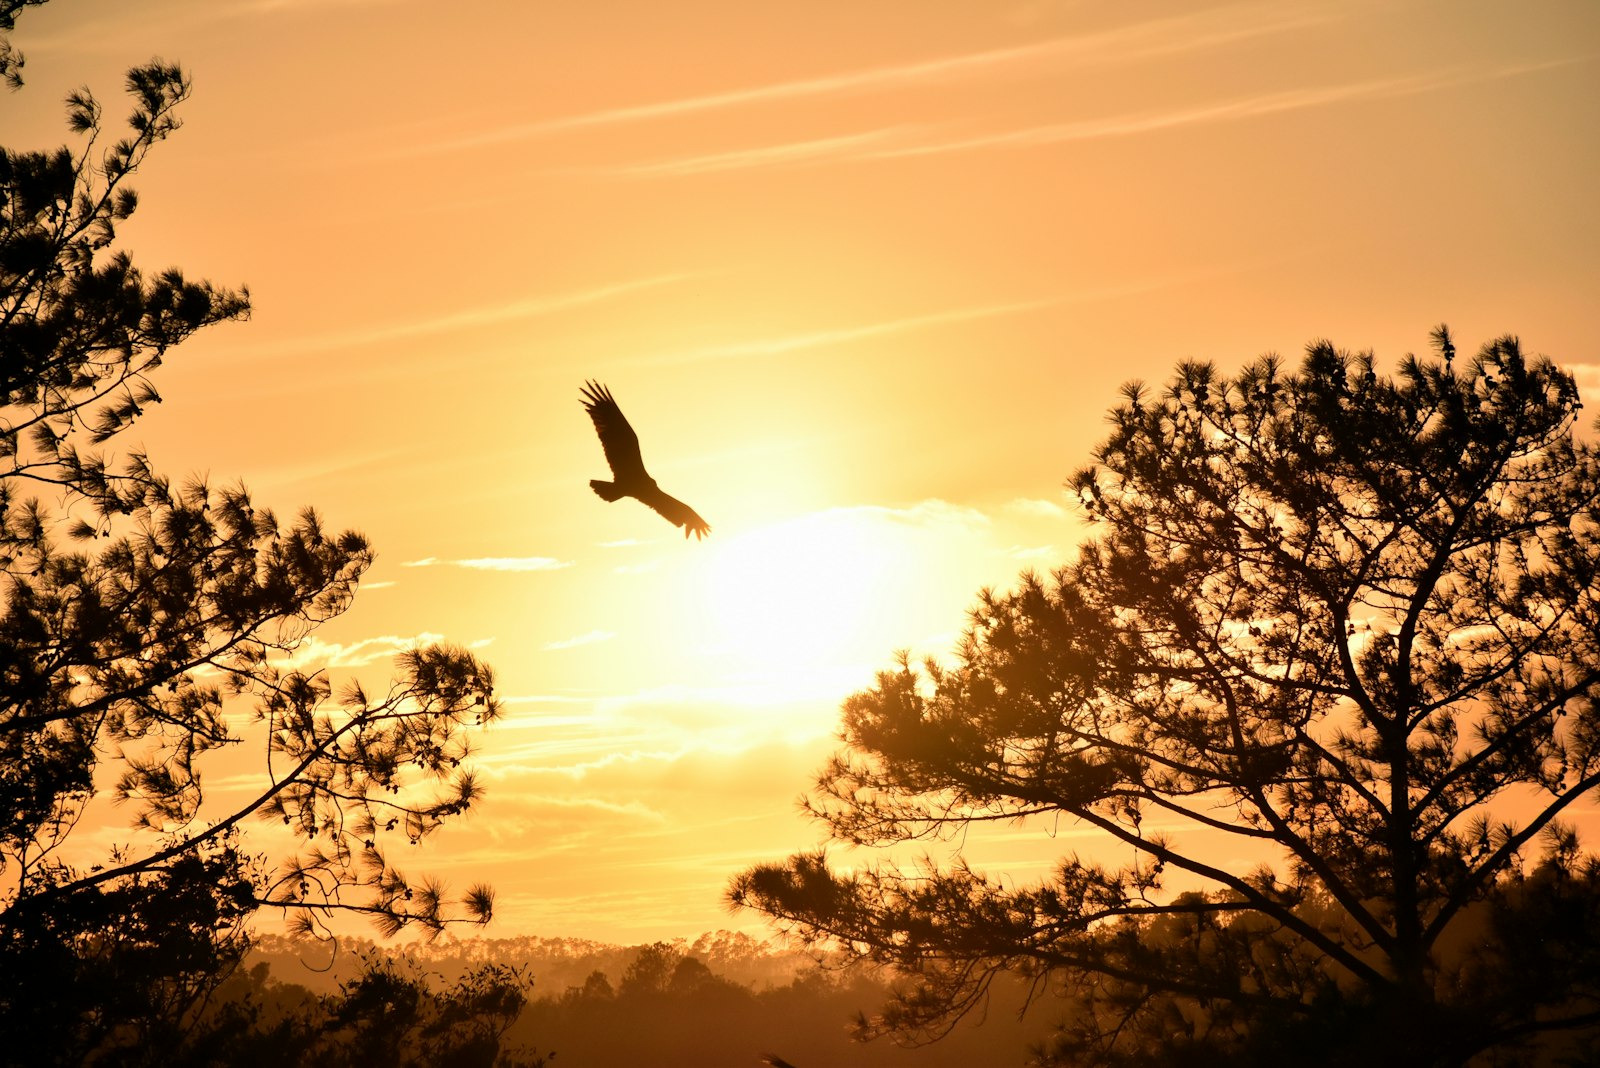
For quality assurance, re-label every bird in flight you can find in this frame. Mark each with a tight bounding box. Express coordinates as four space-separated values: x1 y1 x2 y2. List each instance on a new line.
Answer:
581 380 710 540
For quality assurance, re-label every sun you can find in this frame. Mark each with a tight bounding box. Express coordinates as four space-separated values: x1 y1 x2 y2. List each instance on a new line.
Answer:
635 501 1002 722
675 510 910 689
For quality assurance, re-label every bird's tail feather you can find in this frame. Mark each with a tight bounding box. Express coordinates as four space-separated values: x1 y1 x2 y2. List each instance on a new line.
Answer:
589 479 624 502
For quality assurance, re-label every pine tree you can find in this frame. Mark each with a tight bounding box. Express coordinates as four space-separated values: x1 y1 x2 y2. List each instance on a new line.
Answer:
734 331 1600 1067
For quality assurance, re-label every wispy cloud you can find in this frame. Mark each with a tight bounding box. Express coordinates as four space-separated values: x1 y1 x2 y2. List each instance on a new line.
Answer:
863 498 993 531
598 126 919 178
504 795 668 822
636 298 1059 366
628 269 1231 365
270 632 448 672
247 448 409 490
543 630 617 652
866 60 1588 161
579 57 1589 180
230 273 694 358
1570 363 1600 404
416 3 1329 153
21 3 391 53
246 0 400 10
402 556 573 572
1006 497 1069 519
498 693 597 708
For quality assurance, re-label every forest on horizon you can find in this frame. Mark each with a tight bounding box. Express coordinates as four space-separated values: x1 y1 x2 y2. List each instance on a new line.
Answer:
237 929 1056 1067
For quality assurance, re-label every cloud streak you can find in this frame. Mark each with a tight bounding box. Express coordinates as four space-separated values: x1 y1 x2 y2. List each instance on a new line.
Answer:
627 265 1253 366
246 0 401 10
268 632 448 673
403 556 573 572
414 3 1329 153
636 298 1060 366
543 630 618 652
588 58 1589 179
856 498 993 531
600 126 919 178
865 59 1586 161
1570 364 1600 404
229 273 694 358
1006 497 1069 518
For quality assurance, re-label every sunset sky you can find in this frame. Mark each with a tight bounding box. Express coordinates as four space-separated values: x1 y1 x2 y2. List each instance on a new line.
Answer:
7 0 1599 944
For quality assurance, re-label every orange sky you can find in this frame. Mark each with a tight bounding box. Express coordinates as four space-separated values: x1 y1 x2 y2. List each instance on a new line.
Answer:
7 0 1599 943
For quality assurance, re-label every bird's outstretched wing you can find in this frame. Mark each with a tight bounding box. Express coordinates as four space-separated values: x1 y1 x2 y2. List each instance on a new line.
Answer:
580 380 647 481
641 485 711 540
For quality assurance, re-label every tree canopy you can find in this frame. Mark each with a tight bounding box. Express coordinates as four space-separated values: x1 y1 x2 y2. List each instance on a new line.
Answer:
2 18 506 1060
0 1 48 89
187 954 548 1068
732 330 1600 1067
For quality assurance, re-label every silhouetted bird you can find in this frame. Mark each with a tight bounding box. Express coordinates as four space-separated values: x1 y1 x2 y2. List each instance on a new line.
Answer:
760 1057 800 1068
581 380 711 540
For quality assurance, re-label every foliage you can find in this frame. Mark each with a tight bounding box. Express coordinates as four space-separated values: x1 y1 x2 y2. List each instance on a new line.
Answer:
0 830 259 1065
241 933 1054 1067
248 928 818 1000
1 14 505 1059
0 0 47 88
502 938 1048 1068
733 331 1600 1066
169 954 547 1068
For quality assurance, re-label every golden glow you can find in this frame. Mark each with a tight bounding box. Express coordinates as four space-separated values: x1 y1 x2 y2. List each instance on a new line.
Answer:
688 510 922 684
12 0 1598 943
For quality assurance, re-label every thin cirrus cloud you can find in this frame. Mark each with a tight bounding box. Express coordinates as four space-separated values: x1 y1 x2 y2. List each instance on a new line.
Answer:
1006 497 1069 519
504 794 668 823
865 59 1588 162
628 266 1258 367
245 0 400 10
590 59 1589 179
633 298 1061 366
542 630 617 652
227 273 696 359
268 632 449 673
402 556 573 572
411 2 1329 155
1570 363 1600 403
595 126 921 178
858 497 992 531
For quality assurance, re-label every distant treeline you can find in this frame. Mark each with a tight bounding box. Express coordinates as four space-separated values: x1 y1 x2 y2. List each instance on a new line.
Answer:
247 931 1055 1067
